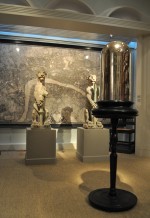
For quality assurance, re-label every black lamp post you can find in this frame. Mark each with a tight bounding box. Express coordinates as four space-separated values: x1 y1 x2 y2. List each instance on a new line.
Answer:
88 41 138 212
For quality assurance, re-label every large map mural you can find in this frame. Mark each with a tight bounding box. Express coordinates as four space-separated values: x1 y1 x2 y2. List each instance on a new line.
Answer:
0 42 101 124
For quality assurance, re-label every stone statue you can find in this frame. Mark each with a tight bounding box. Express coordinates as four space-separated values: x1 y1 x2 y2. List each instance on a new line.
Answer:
31 70 50 128
83 74 103 129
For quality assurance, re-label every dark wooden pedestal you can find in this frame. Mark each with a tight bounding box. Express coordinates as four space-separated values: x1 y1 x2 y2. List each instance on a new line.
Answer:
88 101 138 212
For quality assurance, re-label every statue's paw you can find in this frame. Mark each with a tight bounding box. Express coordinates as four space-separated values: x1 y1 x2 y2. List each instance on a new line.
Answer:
44 121 51 128
83 121 95 129
96 121 103 129
31 122 40 128
31 121 40 128
83 123 88 129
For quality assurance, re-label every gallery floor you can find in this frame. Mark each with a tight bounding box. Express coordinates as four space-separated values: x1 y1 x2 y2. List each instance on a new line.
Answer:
0 149 149 218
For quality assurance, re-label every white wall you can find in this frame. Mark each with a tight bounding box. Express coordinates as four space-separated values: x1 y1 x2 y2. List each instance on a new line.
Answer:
0 128 77 151
0 128 26 150
135 36 150 157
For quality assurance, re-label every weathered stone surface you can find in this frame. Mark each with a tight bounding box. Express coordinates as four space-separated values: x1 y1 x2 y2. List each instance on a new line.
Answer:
0 43 100 123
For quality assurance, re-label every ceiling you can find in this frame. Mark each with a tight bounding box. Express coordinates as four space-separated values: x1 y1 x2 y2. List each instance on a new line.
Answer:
0 0 149 47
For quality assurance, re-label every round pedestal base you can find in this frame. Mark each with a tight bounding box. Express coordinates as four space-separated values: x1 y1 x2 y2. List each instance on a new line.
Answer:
89 188 137 212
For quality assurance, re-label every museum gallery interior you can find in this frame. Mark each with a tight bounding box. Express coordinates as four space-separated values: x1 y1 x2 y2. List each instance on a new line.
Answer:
0 0 150 217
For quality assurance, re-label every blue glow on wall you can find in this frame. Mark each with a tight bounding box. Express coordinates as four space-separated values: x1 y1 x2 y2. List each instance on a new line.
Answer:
0 31 137 48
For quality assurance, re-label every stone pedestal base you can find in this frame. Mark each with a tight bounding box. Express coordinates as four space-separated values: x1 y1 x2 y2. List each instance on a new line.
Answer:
25 128 56 165
76 127 109 162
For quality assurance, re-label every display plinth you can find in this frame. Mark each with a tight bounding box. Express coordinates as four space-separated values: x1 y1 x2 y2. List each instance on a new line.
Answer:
76 127 109 162
88 100 138 212
25 128 56 165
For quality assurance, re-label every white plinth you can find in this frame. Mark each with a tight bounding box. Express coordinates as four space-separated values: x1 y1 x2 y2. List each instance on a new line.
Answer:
76 127 109 162
25 128 56 165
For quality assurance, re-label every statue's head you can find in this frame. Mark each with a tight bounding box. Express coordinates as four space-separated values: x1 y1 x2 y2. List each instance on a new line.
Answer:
87 74 96 84
37 70 47 83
